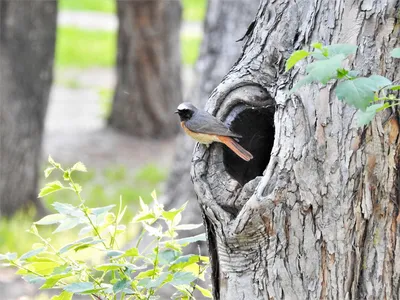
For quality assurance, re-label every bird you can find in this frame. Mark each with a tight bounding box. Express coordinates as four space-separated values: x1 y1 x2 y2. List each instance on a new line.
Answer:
175 102 253 161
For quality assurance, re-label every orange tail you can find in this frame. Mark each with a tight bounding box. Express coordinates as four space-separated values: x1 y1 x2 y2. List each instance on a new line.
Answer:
218 136 253 161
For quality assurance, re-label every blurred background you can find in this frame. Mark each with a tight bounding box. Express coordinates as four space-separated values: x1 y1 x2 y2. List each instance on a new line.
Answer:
0 0 260 298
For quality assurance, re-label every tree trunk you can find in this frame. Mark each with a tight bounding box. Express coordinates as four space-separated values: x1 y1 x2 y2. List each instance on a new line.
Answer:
109 0 182 138
0 1 57 217
163 0 260 226
191 0 400 299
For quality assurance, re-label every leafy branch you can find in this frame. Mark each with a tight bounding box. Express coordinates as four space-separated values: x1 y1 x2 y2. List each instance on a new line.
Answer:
286 43 400 126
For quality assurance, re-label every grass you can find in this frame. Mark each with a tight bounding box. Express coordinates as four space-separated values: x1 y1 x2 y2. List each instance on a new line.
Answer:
59 0 207 22
55 26 201 68
0 163 167 256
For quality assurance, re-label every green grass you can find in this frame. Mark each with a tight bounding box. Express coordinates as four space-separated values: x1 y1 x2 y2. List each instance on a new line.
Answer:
59 0 116 14
59 0 207 22
55 26 201 69
0 164 167 255
55 27 116 68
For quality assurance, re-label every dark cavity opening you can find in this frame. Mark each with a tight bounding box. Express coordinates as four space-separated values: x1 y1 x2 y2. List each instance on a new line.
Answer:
223 104 275 186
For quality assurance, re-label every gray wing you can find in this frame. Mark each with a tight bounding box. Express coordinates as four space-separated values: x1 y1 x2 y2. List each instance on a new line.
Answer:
185 110 241 138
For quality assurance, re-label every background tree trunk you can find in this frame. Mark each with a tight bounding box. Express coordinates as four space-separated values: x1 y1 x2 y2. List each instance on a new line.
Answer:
0 1 57 217
191 0 400 299
109 0 182 138
163 0 260 226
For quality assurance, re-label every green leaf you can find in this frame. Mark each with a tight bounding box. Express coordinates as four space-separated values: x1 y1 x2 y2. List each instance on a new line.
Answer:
388 85 400 91
369 75 392 88
22 274 46 285
145 272 171 288
158 250 178 265
95 263 127 272
136 269 157 280
307 54 345 84
44 167 55 178
23 261 61 276
391 48 400 58
161 204 186 222
40 272 74 289
289 74 314 93
52 202 83 217
285 50 310 71
48 155 61 168
53 218 80 233
336 76 392 111
20 247 46 260
132 212 156 223
63 170 71 181
38 181 64 197
169 255 200 271
175 233 207 245
347 70 359 78
336 68 348 79
325 44 357 56
51 291 73 300
123 247 139 258
59 237 102 254
142 223 163 237
90 205 115 216
113 278 130 293
63 282 95 293
356 103 386 126
71 162 87 172
311 42 323 50
336 78 376 110
35 214 66 225
0 252 17 261
170 271 197 286
175 224 203 231
196 285 212 298
106 250 125 257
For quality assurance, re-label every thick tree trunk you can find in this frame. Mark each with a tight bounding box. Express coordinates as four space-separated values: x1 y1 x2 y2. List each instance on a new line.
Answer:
191 0 400 299
109 0 182 138
0 1 57 217
163 0 260 226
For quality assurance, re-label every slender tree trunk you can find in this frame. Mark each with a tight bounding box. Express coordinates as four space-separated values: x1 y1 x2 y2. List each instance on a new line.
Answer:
163 0 260 226
191 0 400 299
109 0 182 138
0 1 57 217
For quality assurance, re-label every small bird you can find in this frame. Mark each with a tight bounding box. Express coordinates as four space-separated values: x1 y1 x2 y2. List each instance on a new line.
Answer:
175 102 253 161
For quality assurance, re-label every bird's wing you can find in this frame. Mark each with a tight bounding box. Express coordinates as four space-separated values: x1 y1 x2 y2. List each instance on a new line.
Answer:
185 111 241 138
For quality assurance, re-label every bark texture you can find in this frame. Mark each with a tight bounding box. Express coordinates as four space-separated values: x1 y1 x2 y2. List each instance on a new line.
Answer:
163 0 260 226
109 0 182 138
0 1 57 217
191 0 400 299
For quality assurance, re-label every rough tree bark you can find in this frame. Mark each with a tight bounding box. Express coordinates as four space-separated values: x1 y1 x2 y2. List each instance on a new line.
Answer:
163 0 260 226
191 0 400 299
109 0 182 138
0 1 57 217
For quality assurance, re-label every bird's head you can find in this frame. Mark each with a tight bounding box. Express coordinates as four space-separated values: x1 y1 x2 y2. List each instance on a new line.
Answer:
175 102 197 122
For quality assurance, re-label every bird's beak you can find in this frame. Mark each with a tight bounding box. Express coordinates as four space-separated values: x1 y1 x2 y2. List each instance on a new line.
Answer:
174 110 179 114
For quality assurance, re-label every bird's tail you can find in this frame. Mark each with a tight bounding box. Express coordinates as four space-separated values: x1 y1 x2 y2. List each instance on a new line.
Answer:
218 136 253 161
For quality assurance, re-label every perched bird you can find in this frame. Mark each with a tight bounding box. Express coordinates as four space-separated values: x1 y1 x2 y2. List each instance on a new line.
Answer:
175 102 253 161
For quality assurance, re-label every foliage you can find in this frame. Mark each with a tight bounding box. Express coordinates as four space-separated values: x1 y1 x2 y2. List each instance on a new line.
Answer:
286 43 400 126
0 157 210 299
56 27 201 69
58 0 208 22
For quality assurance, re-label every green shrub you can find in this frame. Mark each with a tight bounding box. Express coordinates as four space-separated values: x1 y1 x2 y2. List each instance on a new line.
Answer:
0 157 211 299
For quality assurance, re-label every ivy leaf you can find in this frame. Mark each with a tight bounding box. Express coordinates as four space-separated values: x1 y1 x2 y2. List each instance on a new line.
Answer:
391 47 400 58
285 50 310 71
356 103 386 126
38 181 64 197
325 44 357 57
307 54 345 84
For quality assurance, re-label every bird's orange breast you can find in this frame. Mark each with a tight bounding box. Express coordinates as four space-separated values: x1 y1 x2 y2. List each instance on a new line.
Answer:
181 122 220 145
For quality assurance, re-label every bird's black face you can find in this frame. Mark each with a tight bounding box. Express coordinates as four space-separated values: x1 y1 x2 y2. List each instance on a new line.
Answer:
175 108 194 122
